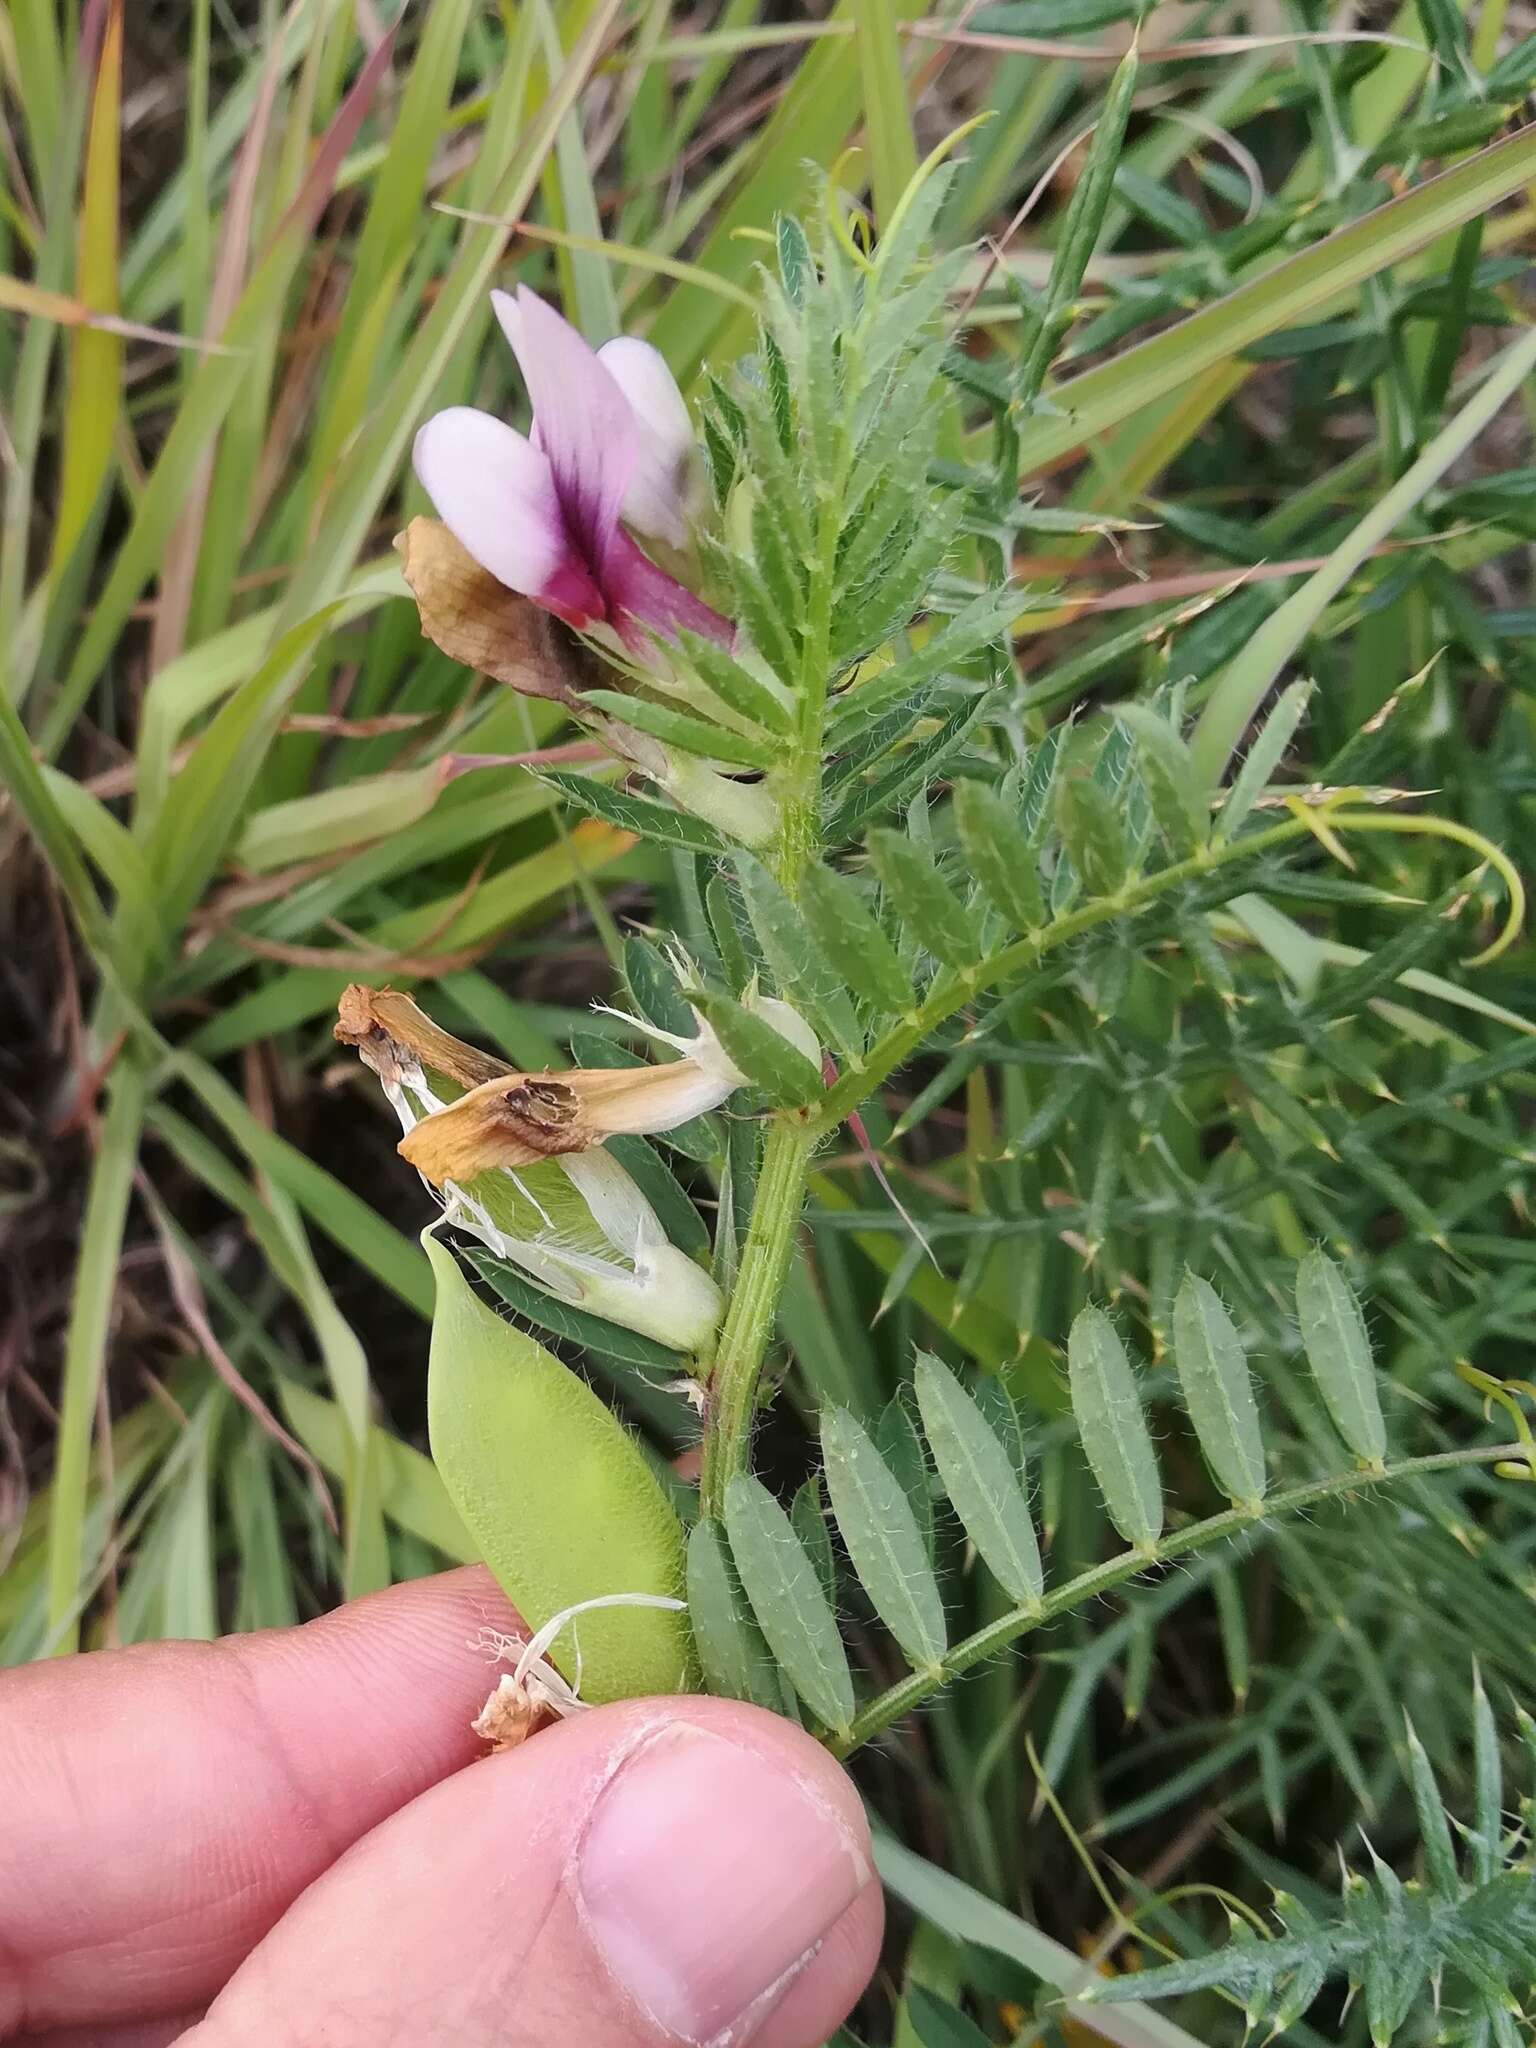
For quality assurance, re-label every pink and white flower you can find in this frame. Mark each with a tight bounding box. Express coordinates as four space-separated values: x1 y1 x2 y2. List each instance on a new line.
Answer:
413 288 729 654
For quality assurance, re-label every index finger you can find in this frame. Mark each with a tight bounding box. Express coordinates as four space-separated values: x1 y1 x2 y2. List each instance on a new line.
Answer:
0 1566 518 2038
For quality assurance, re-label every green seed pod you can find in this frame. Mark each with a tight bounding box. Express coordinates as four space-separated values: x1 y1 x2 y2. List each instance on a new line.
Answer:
424 1233 695 1704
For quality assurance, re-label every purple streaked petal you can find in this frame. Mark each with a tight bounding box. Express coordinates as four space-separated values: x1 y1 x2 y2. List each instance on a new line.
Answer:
491 287 637 572
412 407 603 624
596 336 699 547
605 529 734 649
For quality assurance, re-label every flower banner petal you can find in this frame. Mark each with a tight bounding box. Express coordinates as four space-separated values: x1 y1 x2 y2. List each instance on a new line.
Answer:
492 287 637 574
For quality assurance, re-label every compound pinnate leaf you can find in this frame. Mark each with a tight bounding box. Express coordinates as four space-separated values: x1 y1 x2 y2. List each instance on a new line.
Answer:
914 1353 1043 1608
1295 1250 1387 1469
724 1472 855 1734
1172 1273 1267 1510
1066 1305 1163 1552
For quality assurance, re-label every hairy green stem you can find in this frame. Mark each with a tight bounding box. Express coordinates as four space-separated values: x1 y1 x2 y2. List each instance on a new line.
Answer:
699 1116 816 1519
768 767 821 900
825 1439 1521 1757
809 815 1315 1134
699 434 849 1509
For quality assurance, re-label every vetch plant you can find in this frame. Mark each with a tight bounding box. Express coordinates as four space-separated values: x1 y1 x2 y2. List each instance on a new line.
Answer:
8 12 1536 2041
337 150 1533 1797
7 7 1536 2033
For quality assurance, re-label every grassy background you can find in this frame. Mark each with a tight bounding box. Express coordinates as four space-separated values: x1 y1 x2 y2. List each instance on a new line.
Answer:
3 2 1535 2041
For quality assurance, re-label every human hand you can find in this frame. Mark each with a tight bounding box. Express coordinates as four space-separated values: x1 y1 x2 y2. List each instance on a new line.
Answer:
0 1567 882 2046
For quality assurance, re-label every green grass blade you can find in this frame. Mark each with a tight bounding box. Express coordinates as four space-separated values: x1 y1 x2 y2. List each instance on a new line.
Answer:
535 0 621 342
1192 323 1536 783
1024 122 1536 477
39 31 399 759
854 0 919 226
49 0 122 582
646 0 928 381
44 1061 147 1654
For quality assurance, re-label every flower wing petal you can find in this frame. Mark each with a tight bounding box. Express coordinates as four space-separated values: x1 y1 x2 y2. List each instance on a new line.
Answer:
493 288 637 572
412 407 603 622
596 336 699 547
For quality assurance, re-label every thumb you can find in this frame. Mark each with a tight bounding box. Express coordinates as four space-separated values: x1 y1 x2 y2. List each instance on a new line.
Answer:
185 1694 883 2048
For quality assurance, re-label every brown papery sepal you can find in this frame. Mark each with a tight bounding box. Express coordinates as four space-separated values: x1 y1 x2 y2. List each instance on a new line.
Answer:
394 517 602 701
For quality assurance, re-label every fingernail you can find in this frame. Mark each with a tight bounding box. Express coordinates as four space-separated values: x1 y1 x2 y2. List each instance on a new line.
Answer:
576 1724 868 2045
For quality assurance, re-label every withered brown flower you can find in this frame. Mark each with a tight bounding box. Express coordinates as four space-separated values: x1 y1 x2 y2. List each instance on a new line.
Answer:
335 983 747 1184
334 984 730 1352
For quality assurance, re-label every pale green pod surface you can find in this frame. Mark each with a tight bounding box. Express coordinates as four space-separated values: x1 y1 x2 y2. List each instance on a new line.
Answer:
424 1233 694 1704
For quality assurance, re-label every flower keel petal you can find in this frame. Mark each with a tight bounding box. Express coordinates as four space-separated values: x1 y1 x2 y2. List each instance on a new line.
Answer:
605 530 734 649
